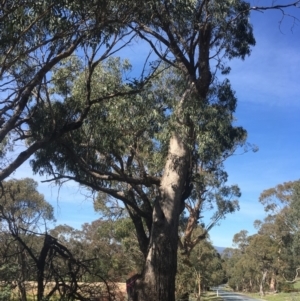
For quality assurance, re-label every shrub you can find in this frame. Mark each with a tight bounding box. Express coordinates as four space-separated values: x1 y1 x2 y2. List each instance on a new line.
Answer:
278 282 295 293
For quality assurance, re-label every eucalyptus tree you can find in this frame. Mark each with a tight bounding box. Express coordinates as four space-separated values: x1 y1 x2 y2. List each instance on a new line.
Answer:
222 247 246 291
226 231 278 294
177 236 225 300
32 53 245 295
30 5 250 301
287 181 300 281
50 217 144 282
225 180 300 294
247 234 278 296
27 1 300 301
128 2 299 299
227 231 259 292
257 180 300 284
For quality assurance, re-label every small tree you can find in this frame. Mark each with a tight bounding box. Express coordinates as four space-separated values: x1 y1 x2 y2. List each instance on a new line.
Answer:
0 178 118 301
0 178 55 301
177 235 225 300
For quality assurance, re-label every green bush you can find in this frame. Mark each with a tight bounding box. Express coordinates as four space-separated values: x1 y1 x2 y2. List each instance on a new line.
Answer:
278 282 295 293
0 285 12 301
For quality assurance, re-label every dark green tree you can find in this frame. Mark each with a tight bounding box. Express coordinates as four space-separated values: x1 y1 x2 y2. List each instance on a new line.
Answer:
225 232 277 295
222 247 245 291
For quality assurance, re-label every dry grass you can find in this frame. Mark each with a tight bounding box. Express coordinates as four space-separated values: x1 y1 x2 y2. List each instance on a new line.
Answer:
200 292 223 301
243 291 300 301
1 282 127 300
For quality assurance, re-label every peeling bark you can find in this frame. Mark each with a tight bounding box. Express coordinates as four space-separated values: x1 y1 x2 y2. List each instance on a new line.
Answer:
135 133 190 301
259 270 268 297
269 272 277 292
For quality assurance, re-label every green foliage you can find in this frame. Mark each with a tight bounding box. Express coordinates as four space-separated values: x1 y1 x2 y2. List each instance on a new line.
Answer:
0 281 12 301
278 282 295 293
0 0 128 66
27 4 254 289
225 180 300 294
138 0 255 61
30 59 245 230
50 216 143 282
259 181 296 213
257 181 300 282
0 178 55 230
0 0 143 183
0 262 19 300
0 179 53 300
177 235 225 298
30 57 163 175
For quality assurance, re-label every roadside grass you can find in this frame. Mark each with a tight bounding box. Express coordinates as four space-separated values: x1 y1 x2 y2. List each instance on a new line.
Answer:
294 281 300 290
263 292 300 301
201 291 223 301
244 291 300 301
259 279 300 301
261 279 300 301
183 292 222 301
1 281 126 301
225 280 300 301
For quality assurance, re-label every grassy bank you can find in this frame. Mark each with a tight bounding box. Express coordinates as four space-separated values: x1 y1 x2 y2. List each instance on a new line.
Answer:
201 291 223 301
225 281 300 301
180 292 222 301
257 280 300 301
244 292 300 301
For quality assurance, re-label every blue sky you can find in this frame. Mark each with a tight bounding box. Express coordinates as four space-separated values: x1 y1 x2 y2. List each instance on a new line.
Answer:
208 6 300 246
11 5 300 247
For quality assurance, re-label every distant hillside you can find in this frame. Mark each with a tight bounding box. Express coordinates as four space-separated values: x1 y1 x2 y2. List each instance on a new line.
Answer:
214 246 226 254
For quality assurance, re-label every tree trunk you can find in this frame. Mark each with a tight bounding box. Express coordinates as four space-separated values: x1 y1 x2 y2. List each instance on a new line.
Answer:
131 19 211 300
269 272 276 292
37 235 52 301
259 270 268 297
17 281 27 301
134 133 190 301
17 248 27 301
197 271 202 301
249 278 253 291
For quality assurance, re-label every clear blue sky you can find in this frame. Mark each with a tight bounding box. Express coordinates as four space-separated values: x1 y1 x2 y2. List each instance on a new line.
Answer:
12 5 300 247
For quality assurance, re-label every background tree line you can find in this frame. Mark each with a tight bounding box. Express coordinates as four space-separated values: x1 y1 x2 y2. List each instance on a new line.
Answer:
2 178 300 300
223 180 300 297
0 178 226 301
0 178 141 301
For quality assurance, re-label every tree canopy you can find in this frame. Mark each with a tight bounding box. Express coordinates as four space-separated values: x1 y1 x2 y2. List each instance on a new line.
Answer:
0 0 147 182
